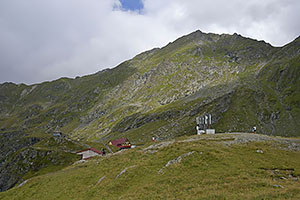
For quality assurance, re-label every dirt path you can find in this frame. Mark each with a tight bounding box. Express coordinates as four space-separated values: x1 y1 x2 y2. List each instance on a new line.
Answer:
143 133 300 153
222 133 300 151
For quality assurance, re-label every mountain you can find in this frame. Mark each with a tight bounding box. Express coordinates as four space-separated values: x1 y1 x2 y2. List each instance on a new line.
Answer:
0 30 300 191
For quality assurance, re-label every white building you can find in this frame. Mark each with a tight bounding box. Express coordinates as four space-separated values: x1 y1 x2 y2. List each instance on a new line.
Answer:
76 148 102 160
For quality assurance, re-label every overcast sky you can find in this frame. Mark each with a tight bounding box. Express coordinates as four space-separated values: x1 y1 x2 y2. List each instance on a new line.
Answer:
0 0 299 84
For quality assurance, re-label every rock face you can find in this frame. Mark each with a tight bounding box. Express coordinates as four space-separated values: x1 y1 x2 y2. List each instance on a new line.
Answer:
0 31 299 139
0 129 39 191
0 129 81 192
0 31 299 191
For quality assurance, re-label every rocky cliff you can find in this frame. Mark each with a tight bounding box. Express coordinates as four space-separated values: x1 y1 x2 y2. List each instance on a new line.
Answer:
0 30 299 191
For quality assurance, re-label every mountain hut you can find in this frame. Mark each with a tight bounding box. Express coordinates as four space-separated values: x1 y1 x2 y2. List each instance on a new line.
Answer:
109 138 131 149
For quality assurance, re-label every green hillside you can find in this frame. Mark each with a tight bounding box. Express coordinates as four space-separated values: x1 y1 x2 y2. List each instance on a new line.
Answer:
1 133 300 199
0 30 300 192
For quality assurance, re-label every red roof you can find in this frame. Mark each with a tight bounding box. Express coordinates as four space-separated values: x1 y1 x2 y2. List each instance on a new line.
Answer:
76 147 102 154
110 138 129 147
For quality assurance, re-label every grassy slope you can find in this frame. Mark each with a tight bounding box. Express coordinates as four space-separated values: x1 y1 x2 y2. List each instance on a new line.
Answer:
72 32 275 140
1 31 299 142
0 61 136 133
1 133 300 200
0 31 299 192
97 33 300 142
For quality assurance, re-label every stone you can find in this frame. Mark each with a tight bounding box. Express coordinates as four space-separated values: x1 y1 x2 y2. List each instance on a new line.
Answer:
116 165 136 179
273 184 284 188
256 150 264 153
17 179 29 188
96 176 106 184
158 151 195 174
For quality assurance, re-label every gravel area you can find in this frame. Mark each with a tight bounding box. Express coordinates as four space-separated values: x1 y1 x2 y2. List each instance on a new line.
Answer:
143 133 300 153
221 133 300 151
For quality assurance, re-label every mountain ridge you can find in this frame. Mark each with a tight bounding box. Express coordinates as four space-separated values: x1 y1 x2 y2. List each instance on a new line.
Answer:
1 30 299 139
0 30 299 192
3 29 297 86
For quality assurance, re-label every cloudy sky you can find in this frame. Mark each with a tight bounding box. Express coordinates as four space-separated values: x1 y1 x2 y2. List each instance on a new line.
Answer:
0 0 299 84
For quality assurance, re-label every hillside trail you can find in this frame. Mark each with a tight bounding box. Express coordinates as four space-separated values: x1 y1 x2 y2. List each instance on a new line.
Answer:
220 133 300 150
143 133 300 153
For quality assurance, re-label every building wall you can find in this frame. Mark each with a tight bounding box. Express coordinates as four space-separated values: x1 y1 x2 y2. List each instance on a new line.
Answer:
77 150 99 160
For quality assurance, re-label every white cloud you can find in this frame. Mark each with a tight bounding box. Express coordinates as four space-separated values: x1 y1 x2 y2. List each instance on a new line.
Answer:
0 0 299 84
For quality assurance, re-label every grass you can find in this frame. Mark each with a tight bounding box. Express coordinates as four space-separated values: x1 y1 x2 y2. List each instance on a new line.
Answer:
1 134 300 199
21 149 81 181
1 31 300 197
2 30 298 142
110 120 170 144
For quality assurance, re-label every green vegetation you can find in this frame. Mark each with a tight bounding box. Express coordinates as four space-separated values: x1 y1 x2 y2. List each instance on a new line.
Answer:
1 30 299 141
1 134 299 199
0 128 84 192
0 30 299 192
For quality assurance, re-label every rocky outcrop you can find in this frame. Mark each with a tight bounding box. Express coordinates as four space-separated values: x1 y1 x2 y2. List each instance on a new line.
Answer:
158 151 196 174
0 129 81 192
0 129 40 191
0 31 299 192
115 165 136 179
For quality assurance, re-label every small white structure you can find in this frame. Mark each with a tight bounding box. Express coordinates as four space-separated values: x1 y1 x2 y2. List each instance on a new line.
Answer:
196 114 214 135
206 129 215 134
196 125 199 135
196 125 203 135
252 126 257 134
76 148 102 160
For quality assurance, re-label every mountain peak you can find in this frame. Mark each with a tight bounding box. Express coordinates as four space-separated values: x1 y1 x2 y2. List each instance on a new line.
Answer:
1 30 300 193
